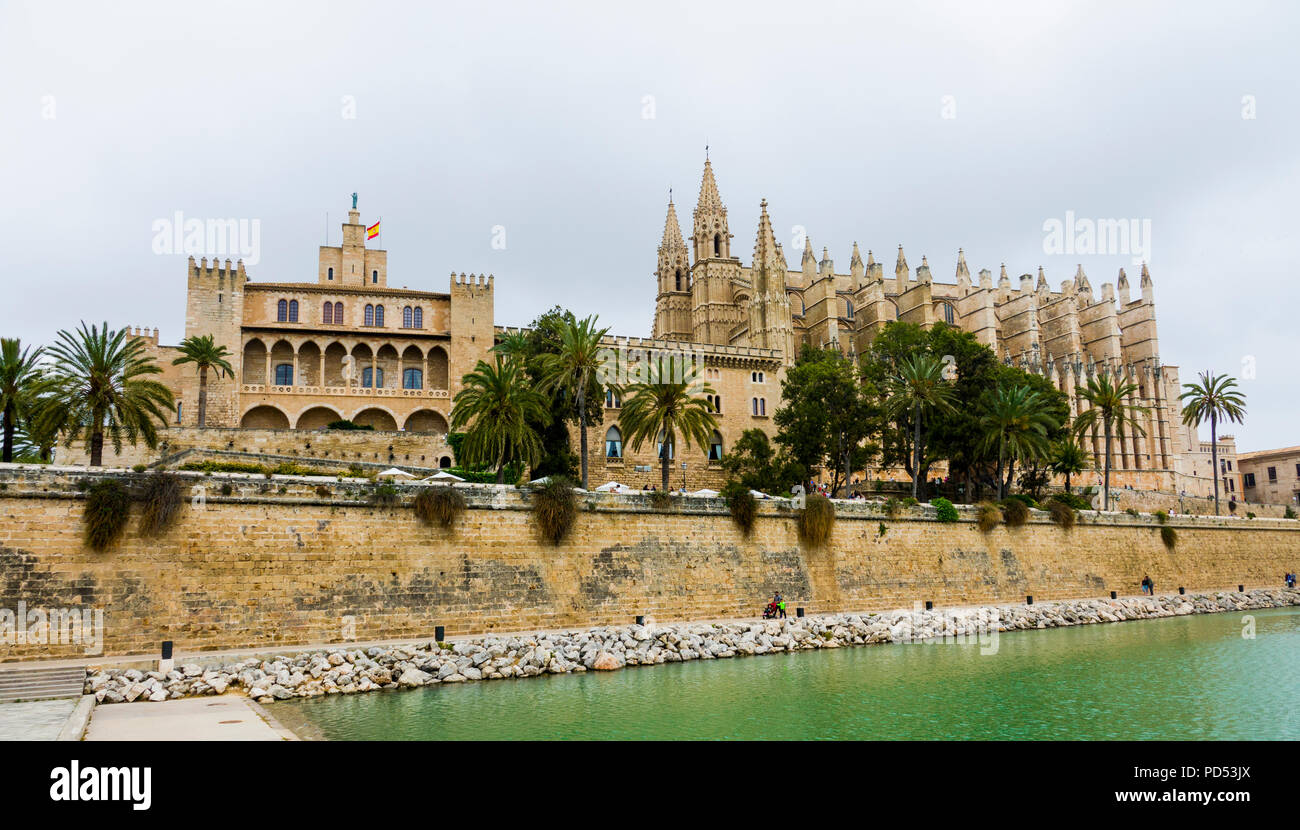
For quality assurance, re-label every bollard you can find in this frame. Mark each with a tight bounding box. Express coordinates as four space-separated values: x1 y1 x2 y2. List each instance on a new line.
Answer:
161 641 173 660
635 615 645 626
158 640 175 674
1110 591 1117 599
1178 586 1185 595
1026 595 1033 605
796 607 805 618
435 625 445 642
924 600 933 611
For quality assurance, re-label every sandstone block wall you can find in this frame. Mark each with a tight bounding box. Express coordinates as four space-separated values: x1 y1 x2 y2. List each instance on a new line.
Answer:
2 468 1297 661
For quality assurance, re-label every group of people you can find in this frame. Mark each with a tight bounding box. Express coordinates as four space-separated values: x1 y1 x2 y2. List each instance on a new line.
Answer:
1286 572 1297 589
1140 574 1156 595
763 592 787 619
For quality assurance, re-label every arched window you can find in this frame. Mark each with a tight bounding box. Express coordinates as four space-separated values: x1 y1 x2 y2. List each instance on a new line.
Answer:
274 364 294 386
364 304 375 326
327 267 334 281
361 367 383 388
176 402 182 424
374 305 384 327
656 429 674 460
277 299 288 322
605 389 621 408
845 299 854 320
752 397 766 416
288 300 299 322
323 302 334 325
605 426 623 459
713 233 721 257
403 306 413 328
372 270 378 284
413 307 423 328
439 456 452 469
751 371 764 383
403 368 423 390
941 303 955 324
708 431 723 461
334 302 344 324
674 268 682 291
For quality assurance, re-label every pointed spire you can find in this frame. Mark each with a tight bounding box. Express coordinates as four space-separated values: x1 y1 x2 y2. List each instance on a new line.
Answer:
1116 267 1129 288
1074 263 1092 293
955 248 970 280
917 255 932 284
801 234 817 265
696 158 723 214
867 249 876 267
998 263 1010 286
752 199 782 281
1036 266 1048 291
895 245 909 280
1140 261 1152 285
850 241 863 269
660 198 686 251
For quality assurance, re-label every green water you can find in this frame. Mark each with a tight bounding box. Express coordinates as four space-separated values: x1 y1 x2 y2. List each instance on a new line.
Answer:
276 607 1300 740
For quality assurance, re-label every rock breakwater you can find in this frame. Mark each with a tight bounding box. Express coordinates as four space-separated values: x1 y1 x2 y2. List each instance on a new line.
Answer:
85 588 1300 704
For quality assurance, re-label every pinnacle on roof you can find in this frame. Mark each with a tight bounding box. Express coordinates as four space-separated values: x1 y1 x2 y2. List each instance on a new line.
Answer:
659 198 686 251
695 158 724 214
955 248 970 279
850 241 863 269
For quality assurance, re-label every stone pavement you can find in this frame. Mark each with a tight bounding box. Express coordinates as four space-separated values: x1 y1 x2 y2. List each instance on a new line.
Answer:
0 698 77 741
84 695 295 741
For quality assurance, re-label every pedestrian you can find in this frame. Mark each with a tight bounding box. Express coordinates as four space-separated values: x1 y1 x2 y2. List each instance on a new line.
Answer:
776 592 787 619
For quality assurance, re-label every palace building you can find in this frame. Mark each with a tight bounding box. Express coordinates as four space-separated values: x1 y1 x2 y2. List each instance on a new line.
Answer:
87 160 1214 494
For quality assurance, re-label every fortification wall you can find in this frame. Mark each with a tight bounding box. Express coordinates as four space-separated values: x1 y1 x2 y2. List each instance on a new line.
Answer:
2 466 1297 661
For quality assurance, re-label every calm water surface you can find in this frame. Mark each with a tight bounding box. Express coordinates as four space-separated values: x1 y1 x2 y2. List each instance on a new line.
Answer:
276 606 1300 740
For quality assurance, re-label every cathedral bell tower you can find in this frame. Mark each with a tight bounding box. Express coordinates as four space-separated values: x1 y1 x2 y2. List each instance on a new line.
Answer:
652 195 692 341
688 156 744 345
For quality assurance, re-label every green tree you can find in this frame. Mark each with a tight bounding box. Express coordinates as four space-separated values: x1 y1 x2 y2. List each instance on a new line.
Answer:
450 354 549 484
720 428 804 495
618 362 717 490
1049 438 1090 493
171 334 233 428
882 353 957 500
1073 373 1148 511
0 338 44 462
977 384 1060 500
34 322 174 467
774 346 879 495
536 314 610 489
1179 371 1247 516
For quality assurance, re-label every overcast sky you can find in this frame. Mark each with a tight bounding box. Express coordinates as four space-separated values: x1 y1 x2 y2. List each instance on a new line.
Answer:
2 1 1296 450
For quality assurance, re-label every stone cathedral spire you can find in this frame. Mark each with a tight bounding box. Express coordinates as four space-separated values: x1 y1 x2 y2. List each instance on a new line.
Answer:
652 195 693 340
692 159 732 261
748 200 795 360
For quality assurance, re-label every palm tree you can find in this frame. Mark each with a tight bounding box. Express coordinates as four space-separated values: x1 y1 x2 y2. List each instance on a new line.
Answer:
882 353 957 500
978 384 1059 500
34 322 174 467
450 354 549 484
618 361 717 491
1073 373 1148 511
0 338 44 462
1049 438 1090 494
171 334 233 428
493 330 531 362
1179 371 1247 516
536 314 610 489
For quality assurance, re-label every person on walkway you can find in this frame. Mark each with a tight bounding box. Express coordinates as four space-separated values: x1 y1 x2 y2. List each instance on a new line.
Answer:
776 592 786 619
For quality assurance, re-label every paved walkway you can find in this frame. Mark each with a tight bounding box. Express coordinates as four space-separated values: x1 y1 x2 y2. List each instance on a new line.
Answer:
0 698 77 741
85 695 295 741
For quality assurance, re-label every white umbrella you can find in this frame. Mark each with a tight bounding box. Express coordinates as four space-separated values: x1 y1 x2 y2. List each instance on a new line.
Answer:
376 467 416 479
689 488 720 498
422 471 465 482
595 481 626 492
750 489 770 499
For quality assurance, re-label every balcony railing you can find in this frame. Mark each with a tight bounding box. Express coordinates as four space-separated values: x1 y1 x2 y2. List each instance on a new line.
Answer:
241 384 449 399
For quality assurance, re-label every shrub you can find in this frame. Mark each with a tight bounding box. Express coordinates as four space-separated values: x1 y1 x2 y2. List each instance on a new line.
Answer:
219 483 234 496
369 483 401 507
136 471 182 537
1125 507 1140 517
532 476 577 544
1000 498 1030 527
932 497 958 523
798 494 835 547
314 485 332 498
878 522 887 537
83 479 131 550
414 486 466 529
721 481 757 536
179 460 266 475
1246 511 1256 519
1160 525 1177 549
1153 510 1168 525
1050 492 1090 511
1286 506 1297 520
1047 499 1076 529
650 489 673 511
327 419 374 431
1003 493 1039 510
271 462 318 476
884 497 901 519
901 496 919 507
131 464 147 473
976 502 1002 533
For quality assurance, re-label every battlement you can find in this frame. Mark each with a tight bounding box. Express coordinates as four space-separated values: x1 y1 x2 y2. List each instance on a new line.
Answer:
451 272 494 289
127 326 160 346
187 256 247 280
494 326 784 362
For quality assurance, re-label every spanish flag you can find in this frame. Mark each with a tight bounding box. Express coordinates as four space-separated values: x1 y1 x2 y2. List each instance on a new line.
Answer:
367 220 380 240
